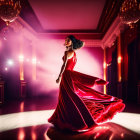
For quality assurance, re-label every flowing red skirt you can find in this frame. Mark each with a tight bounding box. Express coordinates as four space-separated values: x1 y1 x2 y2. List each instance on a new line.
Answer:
48 70 125 131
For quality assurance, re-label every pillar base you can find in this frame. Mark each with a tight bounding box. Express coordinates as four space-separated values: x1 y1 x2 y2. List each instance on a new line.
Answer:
0 81 4 105
20 81 26 98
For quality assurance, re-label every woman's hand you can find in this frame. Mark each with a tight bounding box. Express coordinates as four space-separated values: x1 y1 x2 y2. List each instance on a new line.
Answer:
56 76 61 84
95 79 109 85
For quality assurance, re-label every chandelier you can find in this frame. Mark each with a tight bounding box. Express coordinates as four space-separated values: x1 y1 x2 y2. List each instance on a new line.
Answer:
0 0 21 26
119 0 140 28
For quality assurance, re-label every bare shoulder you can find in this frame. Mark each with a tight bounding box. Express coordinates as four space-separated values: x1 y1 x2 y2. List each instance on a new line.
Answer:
64 50 75 59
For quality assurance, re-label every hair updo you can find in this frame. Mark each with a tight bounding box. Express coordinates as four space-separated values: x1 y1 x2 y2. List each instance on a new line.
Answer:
67 35 84 50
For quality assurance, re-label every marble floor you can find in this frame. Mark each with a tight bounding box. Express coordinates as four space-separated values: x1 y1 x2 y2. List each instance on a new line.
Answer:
0 97 140 140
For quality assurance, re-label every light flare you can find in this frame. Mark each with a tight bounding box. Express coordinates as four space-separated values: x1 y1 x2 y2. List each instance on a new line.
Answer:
19 55 24 62
7 59 14 66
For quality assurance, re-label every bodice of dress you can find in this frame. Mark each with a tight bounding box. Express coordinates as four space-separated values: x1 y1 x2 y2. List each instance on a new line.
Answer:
63 52 77 71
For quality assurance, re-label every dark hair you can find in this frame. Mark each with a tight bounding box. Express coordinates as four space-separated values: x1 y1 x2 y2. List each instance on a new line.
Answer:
67 35 84 50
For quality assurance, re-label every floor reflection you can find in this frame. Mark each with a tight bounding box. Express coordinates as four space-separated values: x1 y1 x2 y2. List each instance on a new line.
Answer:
0 122 140 140
18 128 25 140
46 122 140 140
0 99 140 140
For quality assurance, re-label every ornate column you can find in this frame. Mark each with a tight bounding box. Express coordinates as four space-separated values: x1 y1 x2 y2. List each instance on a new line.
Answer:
103 45 107 94
0 37 4 104
117 30 123 98
19 37 24 81
117 32 122 82
32 42 36 80
19 36 26 98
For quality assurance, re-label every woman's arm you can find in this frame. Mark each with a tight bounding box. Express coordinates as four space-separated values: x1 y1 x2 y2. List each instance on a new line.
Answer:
56 51 68 83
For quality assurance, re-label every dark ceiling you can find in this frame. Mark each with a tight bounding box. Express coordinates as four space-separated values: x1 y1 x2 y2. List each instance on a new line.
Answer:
0 0 124 39
20 0 123 33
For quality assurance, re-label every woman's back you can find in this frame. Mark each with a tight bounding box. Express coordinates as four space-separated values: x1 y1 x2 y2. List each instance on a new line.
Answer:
64 51 77 71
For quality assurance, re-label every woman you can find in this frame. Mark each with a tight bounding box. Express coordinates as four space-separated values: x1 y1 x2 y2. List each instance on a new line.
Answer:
48 35 125 132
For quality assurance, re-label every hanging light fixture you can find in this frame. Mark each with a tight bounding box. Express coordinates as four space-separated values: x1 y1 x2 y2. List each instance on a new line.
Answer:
0 0 21 26
119 0 140 28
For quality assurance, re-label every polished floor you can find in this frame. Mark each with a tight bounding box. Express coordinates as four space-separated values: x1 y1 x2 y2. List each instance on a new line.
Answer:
0 97 140 140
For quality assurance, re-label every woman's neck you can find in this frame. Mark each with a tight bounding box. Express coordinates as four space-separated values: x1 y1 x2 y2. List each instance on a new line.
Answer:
66 46 73 51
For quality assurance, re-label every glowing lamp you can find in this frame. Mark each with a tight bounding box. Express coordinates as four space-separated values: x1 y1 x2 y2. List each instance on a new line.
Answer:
118 56 122 63
7 59 13 65
32 58 36 64
103 62 107 69
5 67 8 71
19 55 24 62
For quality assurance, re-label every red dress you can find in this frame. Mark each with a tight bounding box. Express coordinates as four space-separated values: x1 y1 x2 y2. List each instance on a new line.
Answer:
48 52 125 131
